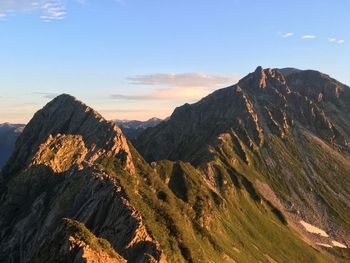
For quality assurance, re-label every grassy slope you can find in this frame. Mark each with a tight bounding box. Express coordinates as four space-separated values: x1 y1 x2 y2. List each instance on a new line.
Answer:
213 127 350 261
101 143 332 263
62 218 122 259
257 129 350 231
33 218 124 262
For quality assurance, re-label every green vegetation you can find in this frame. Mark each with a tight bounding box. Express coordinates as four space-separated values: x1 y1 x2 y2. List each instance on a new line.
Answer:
33 218 124 263
99 143 333 263
62 218 120 259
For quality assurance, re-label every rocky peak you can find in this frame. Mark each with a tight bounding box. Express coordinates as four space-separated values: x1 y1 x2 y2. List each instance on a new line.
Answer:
239 66 288 92
4 94 134 175
254 66 267 88
136 67 350 163
170 103 193 119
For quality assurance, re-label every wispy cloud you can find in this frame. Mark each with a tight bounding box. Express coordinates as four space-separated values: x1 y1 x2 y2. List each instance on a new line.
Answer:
111 73 240 102
111 87 212 101
127 73 238 88
282 32 294 38
302 35 316 39
0 0 86 21
40 2 66 21
33 92 59 99
328 37 345 44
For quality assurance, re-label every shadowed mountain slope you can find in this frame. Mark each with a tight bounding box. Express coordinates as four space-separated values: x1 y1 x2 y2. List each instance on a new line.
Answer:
0 123 25 169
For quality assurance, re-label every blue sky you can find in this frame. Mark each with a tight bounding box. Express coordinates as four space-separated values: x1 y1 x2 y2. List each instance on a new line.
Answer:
0 0 349 123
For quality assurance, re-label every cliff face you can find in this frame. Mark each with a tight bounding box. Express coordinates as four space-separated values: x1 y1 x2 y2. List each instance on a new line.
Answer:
1 68 349 263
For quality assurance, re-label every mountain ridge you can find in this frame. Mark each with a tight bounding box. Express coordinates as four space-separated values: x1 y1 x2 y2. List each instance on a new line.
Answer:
135 66 350 259
0 93 164 262
0 67 349 262
3 94 134 176
136 66 350 162
0 117 162 170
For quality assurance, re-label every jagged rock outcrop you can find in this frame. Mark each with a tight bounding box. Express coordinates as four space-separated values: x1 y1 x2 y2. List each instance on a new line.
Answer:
32 134 88 173
33 218 126 263
4 94 134 175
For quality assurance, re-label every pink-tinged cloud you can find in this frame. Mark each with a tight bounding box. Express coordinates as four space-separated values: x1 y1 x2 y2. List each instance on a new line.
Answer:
112 73 240 102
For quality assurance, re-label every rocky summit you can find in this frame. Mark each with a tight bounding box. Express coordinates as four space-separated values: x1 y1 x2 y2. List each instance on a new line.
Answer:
0 68 349 263
0 94 161 263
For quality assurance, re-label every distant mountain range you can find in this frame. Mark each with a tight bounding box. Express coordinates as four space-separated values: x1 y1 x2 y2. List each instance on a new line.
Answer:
115 117 163 140
0 123 25 169
0 67 349 262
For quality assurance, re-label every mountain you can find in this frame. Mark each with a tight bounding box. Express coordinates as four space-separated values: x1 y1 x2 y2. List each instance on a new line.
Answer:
0 66 349 262
0 123 25 169
115 118 163 140
0 117 162 170
136 67 350 260
0 95 160 262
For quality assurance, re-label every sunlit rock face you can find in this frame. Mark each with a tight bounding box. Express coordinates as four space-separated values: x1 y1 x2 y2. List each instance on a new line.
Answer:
4 94 135 175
